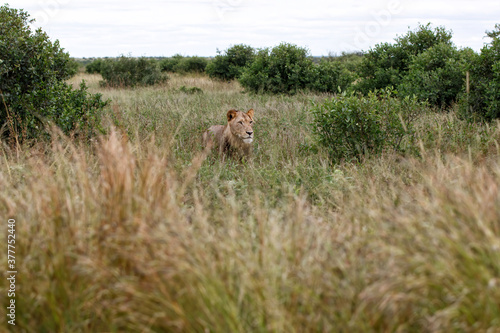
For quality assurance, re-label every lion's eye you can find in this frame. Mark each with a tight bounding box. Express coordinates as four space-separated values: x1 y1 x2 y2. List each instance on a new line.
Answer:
238 121 243 125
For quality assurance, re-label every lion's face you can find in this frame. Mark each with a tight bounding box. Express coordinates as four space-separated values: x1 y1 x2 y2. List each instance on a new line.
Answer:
227 109 255 144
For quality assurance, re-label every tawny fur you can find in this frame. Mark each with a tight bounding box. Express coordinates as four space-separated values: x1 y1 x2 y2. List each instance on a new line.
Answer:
203 109 255 159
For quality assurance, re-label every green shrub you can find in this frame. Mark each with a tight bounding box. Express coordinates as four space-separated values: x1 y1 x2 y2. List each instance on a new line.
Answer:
460 24 500 120
206 44 255 81
357 23 453 94
35 81 108 137
0 5 107 141
159 54 184 72
100 56 168 87
67 58 80 76
160 55 208 74
398 43 471 107
85 58 105 74
311 89 424 163
239 43 315 94
310 59 356 93
177 56 208 73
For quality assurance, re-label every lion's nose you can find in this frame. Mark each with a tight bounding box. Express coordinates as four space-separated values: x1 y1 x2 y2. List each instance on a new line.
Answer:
246 131 253 136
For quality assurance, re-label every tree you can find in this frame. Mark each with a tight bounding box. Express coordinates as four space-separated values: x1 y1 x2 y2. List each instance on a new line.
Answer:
239 43 315 94
0 5 107 142
398 43 472 107
356 23 453 94
99 56 167 87
206 44 255 81
462 24 500 120
309 59 355 93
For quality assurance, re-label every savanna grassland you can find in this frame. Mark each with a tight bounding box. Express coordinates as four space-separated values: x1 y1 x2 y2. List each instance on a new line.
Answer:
2 72 500 332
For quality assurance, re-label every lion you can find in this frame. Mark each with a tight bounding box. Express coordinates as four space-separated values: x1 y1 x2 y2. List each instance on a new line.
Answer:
203 109 255 159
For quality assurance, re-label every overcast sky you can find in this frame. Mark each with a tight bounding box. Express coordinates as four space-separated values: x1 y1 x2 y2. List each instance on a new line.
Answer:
11 0 500 58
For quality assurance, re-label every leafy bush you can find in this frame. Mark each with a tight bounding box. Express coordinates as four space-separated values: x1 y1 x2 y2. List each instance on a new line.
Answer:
398 43 472 107
239 43 315 94
311 89 424 163
159 54 184 72
100 56 168 87
67 58 80 76
357 23 453 94
33 81 108 137
85 58 106 74
206 44 255 81
328 52 364 68
310 59 356 93
0 5 107 141
460 24 500 120
177 56 208 73
160 55 208 74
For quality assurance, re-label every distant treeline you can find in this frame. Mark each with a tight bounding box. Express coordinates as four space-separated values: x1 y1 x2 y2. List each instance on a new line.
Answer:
75 53 361 73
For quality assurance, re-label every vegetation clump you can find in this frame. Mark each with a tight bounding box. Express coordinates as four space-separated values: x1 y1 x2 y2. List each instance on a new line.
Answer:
99 56 168 87
461 24 500 120
311 89 424 162
356 23 454 95
206 44 255 81
160 54 208 74
0 5 107 141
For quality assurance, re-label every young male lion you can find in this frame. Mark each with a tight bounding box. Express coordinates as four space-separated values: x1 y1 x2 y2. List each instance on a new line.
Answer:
203 109 255 159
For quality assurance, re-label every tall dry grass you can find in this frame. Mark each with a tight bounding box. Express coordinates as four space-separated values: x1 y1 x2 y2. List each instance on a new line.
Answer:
1 73 500 332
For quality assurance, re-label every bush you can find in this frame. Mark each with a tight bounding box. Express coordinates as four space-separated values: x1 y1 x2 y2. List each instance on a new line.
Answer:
398 43 471 107
206 44 255 81
239 43 315 94
177 56 208 73
159 54 184 72
86 58 105 74
357 23 453 94
311 89 424 163
160 55 208 74
67 58 80 76
100 56 168 87
34 81 108 137
0 5 107 141
460 24 500 120
310 59 356 93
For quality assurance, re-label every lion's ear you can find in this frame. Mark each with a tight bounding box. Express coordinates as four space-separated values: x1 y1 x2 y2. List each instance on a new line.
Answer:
246 109 254 119
227 109 238 122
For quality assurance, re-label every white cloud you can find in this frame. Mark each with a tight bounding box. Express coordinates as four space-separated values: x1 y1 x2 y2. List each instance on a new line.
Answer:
10 0 500 57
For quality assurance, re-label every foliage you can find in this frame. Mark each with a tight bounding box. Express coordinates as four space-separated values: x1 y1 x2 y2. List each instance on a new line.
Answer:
176 56 208 73
460 25 500 120
309 59 356 93
206 44 255 81
99 56 168 87
311 89 424 162
159 54 184 72
239 43 316 94
160 54 208 73
357 23 453 94
326 51 364 72
85 58 105 74
0 5 107 141
35 81 108 137
66 58 80 76
398 43 473 107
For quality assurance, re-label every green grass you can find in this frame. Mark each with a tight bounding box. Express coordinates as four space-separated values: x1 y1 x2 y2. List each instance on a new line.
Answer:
1 73 500 332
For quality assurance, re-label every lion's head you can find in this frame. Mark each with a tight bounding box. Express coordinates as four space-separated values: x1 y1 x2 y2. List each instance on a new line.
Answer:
227 109 255 144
